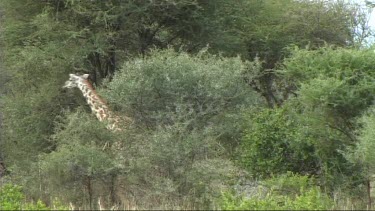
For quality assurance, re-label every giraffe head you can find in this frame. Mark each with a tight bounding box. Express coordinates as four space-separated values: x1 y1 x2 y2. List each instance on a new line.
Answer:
63 73 90 89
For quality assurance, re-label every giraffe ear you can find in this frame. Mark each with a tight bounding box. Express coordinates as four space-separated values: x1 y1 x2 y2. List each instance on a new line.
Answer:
82 74 90 79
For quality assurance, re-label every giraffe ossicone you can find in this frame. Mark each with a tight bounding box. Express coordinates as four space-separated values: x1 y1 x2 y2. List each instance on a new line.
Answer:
63 73 132 132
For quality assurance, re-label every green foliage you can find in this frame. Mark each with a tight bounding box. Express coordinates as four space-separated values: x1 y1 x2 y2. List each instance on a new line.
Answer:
122 121 238 209
289 188 334 210
220 173 334 210
57 0 251 56
0 0 374 209
245 0 358 67
1 86 64 162
0 184 23 210
241 0 368 107
263 171 313 194
240 107 318 178
40 109 240 209
222 189 333 210
38 109 120 207
104 48 260 129
23 200 50 211
346 107 375 177
280 47 375 112
0 183 68 210
276 46 375 189
282 47 375 86
0 0 88 176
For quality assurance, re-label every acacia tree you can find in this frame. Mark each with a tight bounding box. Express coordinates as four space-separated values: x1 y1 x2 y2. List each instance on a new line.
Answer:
250 46 375 190
242 0 372 108
0 0 251 170
346 107 375 209
0 0 255 207
26 0 250 84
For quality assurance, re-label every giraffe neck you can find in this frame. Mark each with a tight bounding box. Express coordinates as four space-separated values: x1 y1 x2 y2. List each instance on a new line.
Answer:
77 79 112 122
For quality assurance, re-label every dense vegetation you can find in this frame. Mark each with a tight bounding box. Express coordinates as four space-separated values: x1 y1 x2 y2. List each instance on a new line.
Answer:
1 0 375 209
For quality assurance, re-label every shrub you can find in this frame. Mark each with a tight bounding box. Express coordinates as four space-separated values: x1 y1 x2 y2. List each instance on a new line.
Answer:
103 48 261 130
39 107 239 209
119 122 239 209
0 183 68 210
281 47 375 119
239 107 318 178
220 173 334 210
0 184 23 210
39 109 121 208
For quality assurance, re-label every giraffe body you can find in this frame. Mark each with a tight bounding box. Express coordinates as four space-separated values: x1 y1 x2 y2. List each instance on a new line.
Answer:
63 73 131 131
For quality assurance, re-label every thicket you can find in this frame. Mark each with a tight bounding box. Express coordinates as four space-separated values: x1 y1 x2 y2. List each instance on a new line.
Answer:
238 47 375 208
1 0 375 210
0 183 68 210
3 49 257 209
243 48 375 176
221 172 335 210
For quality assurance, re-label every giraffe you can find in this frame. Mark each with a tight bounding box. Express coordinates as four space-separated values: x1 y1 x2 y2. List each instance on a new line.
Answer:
64 73 131 206
63 73 132 132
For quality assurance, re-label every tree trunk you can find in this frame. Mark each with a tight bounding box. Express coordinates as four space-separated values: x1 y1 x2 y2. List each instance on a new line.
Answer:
106 45 116 80
85 176 93 210
368 178 372 210
109 174 116 205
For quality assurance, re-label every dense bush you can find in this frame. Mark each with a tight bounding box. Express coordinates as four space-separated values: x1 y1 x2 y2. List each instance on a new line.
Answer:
271 47 375 190
0 183 68 210
103 49 261 128
39 109 240 209
103 48 262 153
346 106 375 179
1 0 373 208
239 107 318 178
101 48 262 208
120 123 239 209
220 173 334 210
35 49 259 209
282 47 375 119
238 47 375 194
38 109 121 209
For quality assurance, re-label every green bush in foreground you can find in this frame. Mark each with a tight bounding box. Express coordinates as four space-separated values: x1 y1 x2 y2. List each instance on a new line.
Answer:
220 173 334 210
0 183 68 210
240 107 318 178
0 184 24 210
